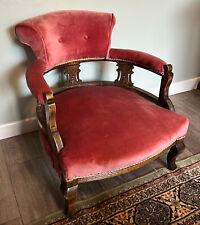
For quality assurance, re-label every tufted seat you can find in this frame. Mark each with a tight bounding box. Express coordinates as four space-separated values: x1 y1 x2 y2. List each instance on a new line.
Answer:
40 86 188 181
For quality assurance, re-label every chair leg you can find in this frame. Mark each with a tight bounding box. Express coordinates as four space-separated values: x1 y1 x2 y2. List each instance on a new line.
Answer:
61 179 78 217
197 81 200 90
167 141 185 170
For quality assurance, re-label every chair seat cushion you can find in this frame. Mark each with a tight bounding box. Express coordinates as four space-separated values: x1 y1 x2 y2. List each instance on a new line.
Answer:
40 86 189 181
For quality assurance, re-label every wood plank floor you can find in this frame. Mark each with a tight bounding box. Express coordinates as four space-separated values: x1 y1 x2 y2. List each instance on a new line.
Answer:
0 90 199 225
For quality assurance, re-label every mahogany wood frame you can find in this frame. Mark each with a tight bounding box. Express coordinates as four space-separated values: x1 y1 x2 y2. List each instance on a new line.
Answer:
36 59 186 216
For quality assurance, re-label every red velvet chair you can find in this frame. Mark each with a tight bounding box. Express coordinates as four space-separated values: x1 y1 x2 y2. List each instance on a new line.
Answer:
15 10 189 216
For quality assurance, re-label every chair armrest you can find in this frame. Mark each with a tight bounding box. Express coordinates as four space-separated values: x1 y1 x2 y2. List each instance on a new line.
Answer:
108 48 167 75
108 48 174 111
26 60 53 103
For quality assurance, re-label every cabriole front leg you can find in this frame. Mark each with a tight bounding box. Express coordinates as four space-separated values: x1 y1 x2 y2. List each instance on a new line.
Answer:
167 140 185 170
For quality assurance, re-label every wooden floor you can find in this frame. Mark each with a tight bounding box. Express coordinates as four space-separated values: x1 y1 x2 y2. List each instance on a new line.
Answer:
0 90 199 225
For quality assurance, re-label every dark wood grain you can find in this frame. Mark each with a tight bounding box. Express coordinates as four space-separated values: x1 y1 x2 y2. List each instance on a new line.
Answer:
62 179 78 217
64 62 82 87
158 64 175 111
167 141 185 170
43 92 63 154
115 62 134 87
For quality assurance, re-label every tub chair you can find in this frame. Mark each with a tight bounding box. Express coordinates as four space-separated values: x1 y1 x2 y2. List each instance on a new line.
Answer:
15 10 189 216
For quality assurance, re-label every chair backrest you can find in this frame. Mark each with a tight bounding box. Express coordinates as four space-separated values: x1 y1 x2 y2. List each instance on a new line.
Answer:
15 10 116 70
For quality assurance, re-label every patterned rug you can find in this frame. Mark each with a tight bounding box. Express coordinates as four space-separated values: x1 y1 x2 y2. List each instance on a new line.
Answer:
32 155 200 225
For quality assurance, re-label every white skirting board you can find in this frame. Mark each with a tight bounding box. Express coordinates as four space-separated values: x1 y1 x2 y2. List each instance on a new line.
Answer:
0 76 199 140
149 76 200 97
0 117 37 140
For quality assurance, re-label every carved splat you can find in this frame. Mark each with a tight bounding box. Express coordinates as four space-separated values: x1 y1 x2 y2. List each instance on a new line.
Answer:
115 62 134 87
64 62 82 87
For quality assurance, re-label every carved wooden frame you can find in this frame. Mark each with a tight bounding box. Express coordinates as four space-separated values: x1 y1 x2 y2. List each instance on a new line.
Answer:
36 59 186 216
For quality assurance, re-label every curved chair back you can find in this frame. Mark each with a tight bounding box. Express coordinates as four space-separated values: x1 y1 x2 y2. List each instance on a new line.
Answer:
15 10 116 70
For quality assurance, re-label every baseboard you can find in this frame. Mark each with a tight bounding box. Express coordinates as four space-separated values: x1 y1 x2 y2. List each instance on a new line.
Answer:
149 76 200 96
0 117 37 140
0 76 199 140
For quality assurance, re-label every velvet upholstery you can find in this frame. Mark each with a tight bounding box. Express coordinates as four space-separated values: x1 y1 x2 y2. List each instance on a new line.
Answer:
15 10 169 103
39 86 189 181
15 10 116 68
15 10 115 102
15 11 189 185
39 129 61 175
108 48 167 75
26 60 52 102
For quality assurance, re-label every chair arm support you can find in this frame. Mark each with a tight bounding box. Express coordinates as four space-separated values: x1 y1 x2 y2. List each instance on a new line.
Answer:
158 64 175 111
108 48 167 75
26 60 53 103
43 92 63 154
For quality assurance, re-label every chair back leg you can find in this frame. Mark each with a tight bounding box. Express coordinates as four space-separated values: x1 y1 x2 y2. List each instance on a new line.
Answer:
167 140 185 170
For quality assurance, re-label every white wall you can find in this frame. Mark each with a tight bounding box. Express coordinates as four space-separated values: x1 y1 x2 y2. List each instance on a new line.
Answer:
1 0 200 125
